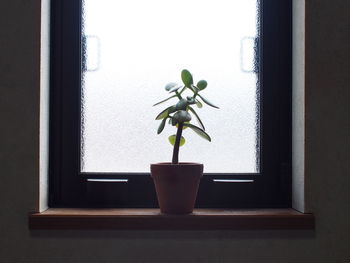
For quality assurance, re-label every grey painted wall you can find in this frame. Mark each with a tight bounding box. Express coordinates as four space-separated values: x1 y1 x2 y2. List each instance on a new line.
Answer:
1 0 350 262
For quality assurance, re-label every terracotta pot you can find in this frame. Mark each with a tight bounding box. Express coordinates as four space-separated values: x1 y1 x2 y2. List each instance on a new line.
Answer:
150 162 203 214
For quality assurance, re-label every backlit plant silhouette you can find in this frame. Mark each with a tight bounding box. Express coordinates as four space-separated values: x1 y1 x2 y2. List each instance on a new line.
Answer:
154 69 219 164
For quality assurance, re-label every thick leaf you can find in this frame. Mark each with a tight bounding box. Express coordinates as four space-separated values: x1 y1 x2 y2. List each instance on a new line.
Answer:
165 82 179 91
188 106 205 130
155 105 176 120
168 135 186 146
197 94 219 109
168 85 182 93
173 110 192 123
197 80 207 90
153 95 177 106
195 99 203 108
183 123 211 142
181 69 193 87
175 98 188 110
157 117 167 134
171 117 177 126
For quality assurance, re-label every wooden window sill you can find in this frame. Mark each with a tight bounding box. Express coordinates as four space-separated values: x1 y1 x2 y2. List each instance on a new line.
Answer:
29 208 314 230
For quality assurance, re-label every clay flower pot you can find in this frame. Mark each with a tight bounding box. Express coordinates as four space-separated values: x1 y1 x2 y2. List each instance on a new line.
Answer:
150 162 203 214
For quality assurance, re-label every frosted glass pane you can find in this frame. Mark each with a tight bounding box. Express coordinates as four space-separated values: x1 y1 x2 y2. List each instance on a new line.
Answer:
81 0 259 173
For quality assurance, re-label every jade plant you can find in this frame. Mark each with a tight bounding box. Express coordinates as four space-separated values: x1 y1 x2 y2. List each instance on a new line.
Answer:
154 69 219 164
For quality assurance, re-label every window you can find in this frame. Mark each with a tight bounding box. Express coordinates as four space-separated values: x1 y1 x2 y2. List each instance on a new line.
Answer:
49 0 292 208
82 0 260 174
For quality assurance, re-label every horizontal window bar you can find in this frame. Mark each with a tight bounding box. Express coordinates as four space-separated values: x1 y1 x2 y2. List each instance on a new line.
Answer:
213 179 254 183
87 179 128 183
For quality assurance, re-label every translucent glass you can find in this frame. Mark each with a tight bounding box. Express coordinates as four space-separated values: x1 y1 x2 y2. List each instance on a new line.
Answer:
81 0 259 173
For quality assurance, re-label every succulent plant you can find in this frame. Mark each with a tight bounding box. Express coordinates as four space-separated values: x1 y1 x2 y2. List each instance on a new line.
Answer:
154 69 219 164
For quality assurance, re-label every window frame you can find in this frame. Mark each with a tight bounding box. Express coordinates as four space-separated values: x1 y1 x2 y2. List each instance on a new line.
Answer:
49 0 292 208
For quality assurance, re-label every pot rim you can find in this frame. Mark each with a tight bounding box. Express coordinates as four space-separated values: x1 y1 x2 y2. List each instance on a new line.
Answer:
151 162 203 166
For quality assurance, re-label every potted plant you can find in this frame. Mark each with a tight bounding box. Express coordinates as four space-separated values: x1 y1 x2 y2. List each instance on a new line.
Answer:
151 69 219 214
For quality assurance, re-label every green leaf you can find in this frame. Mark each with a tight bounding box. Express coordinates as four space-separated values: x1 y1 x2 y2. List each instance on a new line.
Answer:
165 82 180 91
157 117 167 134
197 80 207 90
153 95 177 106
188 106 205 130
168 135 186 146
171 117 177 126
168 85 182 93
183 123 211 142
197 94 219 109
155 105 176 120
181 69 193 87
173 110 192 123
195 99 203 108
175 98 188 110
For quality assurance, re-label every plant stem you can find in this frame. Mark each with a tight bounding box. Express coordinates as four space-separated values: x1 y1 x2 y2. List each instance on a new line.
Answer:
172 122 184 164
175 91 182 100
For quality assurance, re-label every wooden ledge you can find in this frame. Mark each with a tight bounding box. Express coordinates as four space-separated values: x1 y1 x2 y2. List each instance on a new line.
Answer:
29 208 314 230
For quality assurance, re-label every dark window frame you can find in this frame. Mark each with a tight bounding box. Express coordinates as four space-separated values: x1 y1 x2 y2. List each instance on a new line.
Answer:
49 0 292 208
